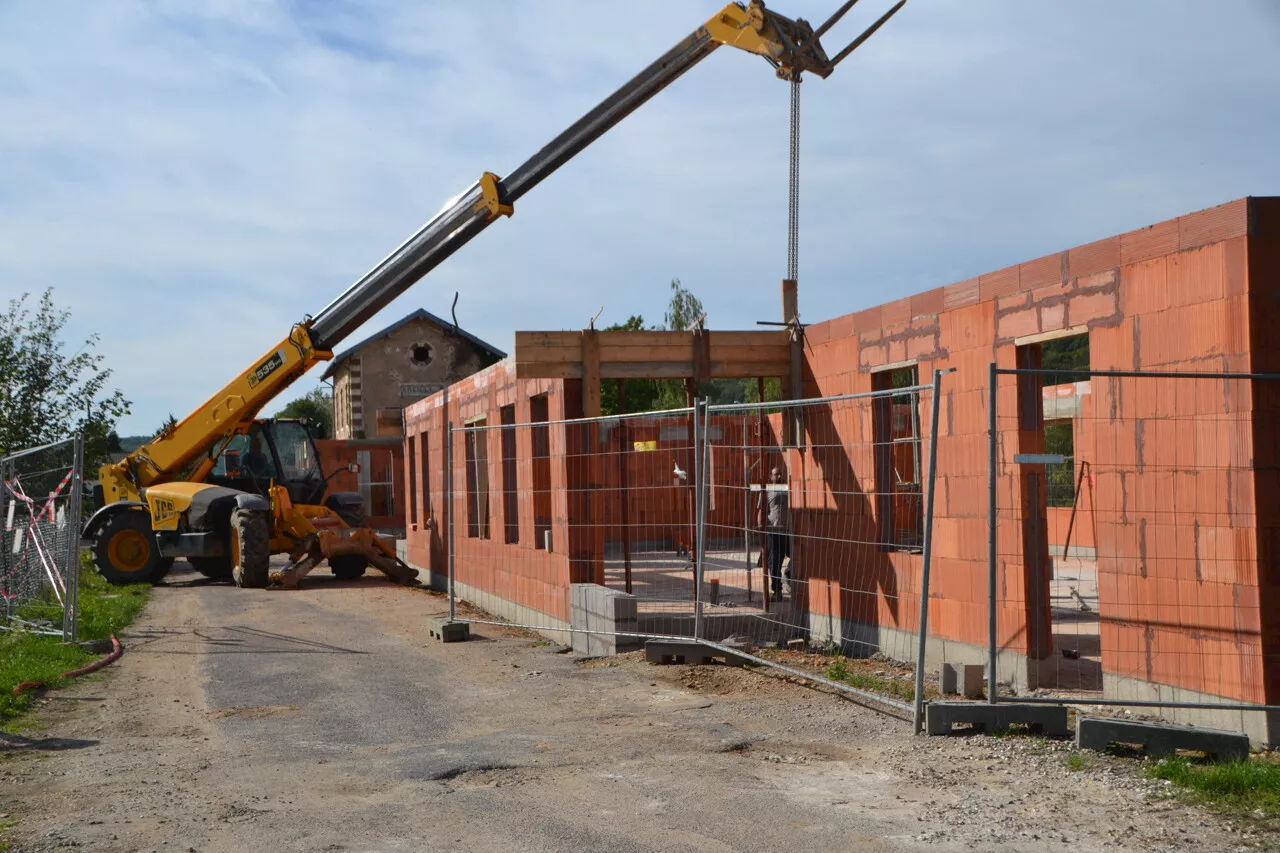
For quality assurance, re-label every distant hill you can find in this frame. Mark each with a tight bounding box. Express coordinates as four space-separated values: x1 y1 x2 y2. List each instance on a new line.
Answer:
117 436 151 453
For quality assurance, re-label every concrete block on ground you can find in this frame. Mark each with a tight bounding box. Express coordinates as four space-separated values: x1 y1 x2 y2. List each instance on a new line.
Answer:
939 664 983 698
427 618 469 643
570 583 642 657
644 640 748 667
1076 716 1250 762
925 702 1069 737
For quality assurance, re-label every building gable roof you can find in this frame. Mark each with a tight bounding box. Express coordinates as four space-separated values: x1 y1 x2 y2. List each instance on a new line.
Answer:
320 308 507 380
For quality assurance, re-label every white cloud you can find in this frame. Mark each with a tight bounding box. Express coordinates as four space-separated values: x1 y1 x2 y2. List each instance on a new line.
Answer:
1 0 1278 433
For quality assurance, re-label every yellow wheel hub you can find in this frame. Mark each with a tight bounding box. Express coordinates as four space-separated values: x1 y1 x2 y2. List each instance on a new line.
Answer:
107 529 151 573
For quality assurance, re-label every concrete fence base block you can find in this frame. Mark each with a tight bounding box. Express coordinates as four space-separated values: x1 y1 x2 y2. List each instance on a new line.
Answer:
644 640 748 667
1076 716 1250 762
940 663 985 699
427 618 470 643
925 702 1069 737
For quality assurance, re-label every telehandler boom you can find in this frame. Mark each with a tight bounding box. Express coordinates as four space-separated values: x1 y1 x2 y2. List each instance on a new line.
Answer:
85 0 905 588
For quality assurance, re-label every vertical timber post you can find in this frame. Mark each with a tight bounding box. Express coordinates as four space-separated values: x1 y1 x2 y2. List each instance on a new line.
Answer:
64 434 84 643
913 370 945 733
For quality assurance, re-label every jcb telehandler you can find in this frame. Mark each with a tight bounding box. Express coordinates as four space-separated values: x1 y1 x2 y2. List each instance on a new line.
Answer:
84 0 905 588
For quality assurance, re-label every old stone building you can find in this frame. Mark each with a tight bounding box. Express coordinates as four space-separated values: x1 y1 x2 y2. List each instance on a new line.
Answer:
323 309 505 440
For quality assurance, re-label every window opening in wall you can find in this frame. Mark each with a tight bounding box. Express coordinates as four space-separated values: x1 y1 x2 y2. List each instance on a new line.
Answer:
500 405 519 544
407 436 418 526
419 433 430 527
1041 334 1090 387
872 365 923 551
410 343 434 366
357 448 395 519
530 395 552 550
1044 420 1075 508
465 420 490 539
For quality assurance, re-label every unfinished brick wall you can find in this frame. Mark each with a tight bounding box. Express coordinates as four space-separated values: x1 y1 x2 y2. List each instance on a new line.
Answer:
803 196 1277 709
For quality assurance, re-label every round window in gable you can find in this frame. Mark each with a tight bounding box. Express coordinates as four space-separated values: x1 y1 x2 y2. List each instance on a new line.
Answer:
410 343 434 366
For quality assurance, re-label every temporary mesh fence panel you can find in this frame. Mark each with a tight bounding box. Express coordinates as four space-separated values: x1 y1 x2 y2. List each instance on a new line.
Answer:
704 383 939 713
446 381 945 717
450 408 704 644
989 368 1280 713
1 437 84 640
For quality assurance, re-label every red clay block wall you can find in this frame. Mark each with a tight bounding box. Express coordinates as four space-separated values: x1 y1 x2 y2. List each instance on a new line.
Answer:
801 197 1273 704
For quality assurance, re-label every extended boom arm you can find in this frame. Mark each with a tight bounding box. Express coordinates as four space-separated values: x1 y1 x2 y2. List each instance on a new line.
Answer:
99 0 904 503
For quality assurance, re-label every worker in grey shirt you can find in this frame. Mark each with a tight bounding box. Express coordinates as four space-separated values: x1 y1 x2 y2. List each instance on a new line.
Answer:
758 465 791 602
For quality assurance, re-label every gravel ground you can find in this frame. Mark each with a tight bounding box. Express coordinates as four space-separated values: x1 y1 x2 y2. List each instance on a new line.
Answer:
0 563 1273 852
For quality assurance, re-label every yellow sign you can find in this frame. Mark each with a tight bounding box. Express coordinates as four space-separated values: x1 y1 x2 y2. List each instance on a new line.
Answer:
633 440 658 452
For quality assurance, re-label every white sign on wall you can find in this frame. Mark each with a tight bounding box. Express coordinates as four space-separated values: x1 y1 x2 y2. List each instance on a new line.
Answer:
399 383 443 397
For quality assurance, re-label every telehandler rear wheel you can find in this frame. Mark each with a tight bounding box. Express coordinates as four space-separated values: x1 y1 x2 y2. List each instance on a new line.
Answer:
331 503 368 580
230 509 270 589
94 510 170 585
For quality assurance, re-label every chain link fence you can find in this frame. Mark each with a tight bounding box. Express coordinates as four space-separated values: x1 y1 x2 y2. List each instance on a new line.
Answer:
1 436 84 640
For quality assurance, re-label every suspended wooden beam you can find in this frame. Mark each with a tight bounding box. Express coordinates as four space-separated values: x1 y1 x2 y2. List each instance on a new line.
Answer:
514 330 790 381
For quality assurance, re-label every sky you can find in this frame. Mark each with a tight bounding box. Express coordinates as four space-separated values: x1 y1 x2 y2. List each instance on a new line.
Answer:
2 0 1278 435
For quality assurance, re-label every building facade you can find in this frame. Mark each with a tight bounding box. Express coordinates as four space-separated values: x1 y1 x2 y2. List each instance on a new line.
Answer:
324 309 504 440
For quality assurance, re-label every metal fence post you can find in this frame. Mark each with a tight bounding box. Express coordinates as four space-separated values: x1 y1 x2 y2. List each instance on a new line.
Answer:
62 433 85 642
913 369 945 733
987 361 999 704
446 421 456 623
693 399 708 641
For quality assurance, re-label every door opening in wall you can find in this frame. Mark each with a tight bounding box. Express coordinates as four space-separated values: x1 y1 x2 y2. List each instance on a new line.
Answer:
465 420 490 539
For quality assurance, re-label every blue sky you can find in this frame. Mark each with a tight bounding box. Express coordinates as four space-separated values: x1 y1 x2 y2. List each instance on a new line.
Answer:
2 1 1278 434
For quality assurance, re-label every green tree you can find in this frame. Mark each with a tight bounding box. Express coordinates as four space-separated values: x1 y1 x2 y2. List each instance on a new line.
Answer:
663 278 704 332
0 289 131 465
275 388 333 439
154 414 178 439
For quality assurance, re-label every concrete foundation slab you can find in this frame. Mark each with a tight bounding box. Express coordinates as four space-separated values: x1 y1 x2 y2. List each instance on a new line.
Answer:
644 640 748 667
427 618 470 643
925 701 1069 737
1076 716 1250 762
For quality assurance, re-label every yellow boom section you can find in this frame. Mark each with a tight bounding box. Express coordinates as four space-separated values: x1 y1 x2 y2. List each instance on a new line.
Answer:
99 324 331 504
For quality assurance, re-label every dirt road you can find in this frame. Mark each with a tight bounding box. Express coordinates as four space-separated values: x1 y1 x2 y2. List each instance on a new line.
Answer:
0 565 1263 852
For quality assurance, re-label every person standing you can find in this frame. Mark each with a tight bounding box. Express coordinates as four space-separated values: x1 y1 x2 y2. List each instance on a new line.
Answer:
759 465 791 602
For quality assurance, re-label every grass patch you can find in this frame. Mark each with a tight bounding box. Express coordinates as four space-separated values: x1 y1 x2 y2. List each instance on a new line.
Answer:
825 656 916 703
0 553 150 727
1066 752 1093 771
1147 755 1280 816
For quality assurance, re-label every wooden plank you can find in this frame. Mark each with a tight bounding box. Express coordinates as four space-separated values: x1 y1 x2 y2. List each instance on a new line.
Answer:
597 345 696 363
600 362 696 379
514 331 579 348
712 331 791 347
708 344 791 362
511 345 583 364
582 330 601 418
596 330 694 348
708 360 790 378
515 362 583 379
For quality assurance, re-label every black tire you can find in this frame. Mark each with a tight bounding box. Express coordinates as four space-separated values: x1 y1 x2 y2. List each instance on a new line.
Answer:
231 509 270 589
94 510 168 585
330 502 368 580
154 557 176 582
188 556 233 579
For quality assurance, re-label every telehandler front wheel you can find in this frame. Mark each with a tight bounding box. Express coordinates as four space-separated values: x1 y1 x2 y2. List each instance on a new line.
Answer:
94 510 170 585
230 509 270 589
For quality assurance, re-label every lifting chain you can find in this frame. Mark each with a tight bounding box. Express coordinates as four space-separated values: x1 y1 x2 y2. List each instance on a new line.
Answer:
786 74 801 290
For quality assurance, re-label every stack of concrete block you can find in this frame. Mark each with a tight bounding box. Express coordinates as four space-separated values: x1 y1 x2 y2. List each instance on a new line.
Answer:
570 584 642 657
940 663 984 699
